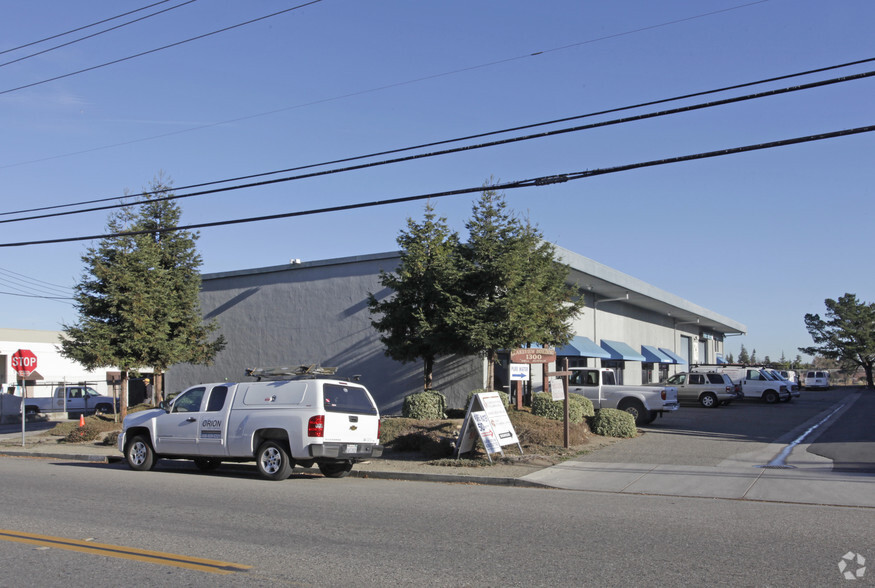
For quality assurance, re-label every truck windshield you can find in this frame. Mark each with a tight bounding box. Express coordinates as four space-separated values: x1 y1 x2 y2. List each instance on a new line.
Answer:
322 384 377 415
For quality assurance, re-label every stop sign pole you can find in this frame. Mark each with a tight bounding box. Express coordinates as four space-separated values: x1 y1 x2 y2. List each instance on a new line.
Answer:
12 349 37 446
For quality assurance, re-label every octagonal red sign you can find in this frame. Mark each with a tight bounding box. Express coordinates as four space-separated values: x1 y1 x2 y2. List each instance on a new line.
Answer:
11 349 37 378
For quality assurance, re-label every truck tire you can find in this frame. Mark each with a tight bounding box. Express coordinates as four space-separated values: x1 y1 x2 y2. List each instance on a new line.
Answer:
256 441 292 481
762 390 779 404
700 392 718 408
95 403 113 414
24 405 39 416
318 461 353 478
618 399 649 426
125 435 156 471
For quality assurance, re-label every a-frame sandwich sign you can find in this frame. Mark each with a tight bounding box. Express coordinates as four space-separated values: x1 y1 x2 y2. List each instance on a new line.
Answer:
455 391 522 463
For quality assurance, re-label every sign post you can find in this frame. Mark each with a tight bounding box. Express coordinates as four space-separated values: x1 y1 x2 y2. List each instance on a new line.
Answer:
12 349 37 447
509 348 556 409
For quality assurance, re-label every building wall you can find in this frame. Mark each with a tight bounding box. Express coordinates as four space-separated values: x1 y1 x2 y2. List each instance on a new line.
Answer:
165 254 483 414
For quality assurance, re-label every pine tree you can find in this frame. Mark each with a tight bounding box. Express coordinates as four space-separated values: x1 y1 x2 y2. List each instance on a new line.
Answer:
457 189 584 390
738 345 750 364
61 178 225 418
801 293 875 387
368 203 464 390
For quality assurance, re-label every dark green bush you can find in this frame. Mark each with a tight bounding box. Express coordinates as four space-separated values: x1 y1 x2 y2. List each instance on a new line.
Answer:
463 389 510 412
530 393 593 423
592 408 637 438
402 390 447 420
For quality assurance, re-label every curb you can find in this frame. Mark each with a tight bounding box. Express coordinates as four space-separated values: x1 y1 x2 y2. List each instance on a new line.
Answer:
351 469 549 488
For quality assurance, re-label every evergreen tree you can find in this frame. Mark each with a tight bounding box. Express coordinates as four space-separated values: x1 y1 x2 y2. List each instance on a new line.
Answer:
801 293 875 387
738 344 750 364
368 203 464 390
61 178 225 418
750 349 758 364
457 189 584 390
726 352 734 363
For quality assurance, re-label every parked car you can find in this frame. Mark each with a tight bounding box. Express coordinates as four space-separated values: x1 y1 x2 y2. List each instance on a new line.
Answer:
802 370 830 390
663 372 738 407
691 365 789 404
766 369 800 399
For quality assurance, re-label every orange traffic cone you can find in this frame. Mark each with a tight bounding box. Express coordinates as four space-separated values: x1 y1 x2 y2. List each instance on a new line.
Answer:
79 414 85 427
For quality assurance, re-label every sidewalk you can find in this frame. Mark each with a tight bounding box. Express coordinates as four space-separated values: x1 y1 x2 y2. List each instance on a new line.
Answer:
1 430 873 507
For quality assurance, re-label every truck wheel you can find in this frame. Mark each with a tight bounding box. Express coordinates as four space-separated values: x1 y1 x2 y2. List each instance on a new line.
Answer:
700 392 718 408
618 400 648 426
194 458 221 472
24 406 39 416
318 461 353 478
95 403 112 414
125 436 156 471
256 441 292 481
763 390 779 404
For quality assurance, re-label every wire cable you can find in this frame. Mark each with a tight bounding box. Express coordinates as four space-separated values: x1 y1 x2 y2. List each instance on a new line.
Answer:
0 1 323 97
0 0 776 172
0 1 198 69
1 124 871 248
3 55 872 217
0 0 176 56
2 67 873 226
0 267 72 296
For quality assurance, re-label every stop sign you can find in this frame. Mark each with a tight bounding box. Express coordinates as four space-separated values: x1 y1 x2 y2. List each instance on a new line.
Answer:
11 349 37 378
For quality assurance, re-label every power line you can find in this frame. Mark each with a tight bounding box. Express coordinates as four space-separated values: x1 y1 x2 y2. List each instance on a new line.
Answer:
2 67 873 226
0 1 198 69
1 124 871 248
0 290 73 303
0 267 72 296
0 1 323 97
3 55 872 218
0 0 775 172
0 0 176 56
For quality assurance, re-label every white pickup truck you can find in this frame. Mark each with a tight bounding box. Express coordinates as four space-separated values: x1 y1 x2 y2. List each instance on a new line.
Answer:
24 386 118 416
118 367 383 481
568 367 679 426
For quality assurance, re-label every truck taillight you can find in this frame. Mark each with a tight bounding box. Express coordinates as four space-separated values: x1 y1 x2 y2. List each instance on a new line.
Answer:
661 390 666 400
377 418 381 442
308 415 325 437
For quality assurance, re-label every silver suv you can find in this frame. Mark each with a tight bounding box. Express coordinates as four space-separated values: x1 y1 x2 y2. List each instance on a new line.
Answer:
664 372 738 408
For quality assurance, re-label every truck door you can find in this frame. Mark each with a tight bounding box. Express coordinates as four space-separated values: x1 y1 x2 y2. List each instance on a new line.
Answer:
197 385 231 456
57 387 86 412
155 387 206 455
568 370 600 405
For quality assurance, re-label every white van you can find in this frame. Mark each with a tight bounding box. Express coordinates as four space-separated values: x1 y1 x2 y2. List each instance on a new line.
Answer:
802 370 830 390
691 365 789 404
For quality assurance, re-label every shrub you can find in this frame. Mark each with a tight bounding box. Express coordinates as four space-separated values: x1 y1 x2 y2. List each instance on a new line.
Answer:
592 408 637 438
463 389 510 412
402 390 447 420
530 393 593 424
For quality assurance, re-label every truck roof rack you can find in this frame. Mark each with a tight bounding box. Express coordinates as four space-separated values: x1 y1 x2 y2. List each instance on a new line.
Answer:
245 365 339 381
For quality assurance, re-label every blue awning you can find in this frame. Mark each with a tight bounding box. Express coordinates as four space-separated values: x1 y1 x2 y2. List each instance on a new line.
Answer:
555 336 611 359
716 354 727 364
600 340 647 362
641 345 673 363
658 347 688 365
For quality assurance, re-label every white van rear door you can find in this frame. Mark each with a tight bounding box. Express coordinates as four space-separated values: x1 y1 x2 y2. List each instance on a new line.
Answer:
321 383 380 444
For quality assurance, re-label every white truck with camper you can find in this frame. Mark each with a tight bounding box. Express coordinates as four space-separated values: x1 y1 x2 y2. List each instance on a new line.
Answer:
119 366 383 481
567 367 679 426
691 364 790 403
24 385 118 416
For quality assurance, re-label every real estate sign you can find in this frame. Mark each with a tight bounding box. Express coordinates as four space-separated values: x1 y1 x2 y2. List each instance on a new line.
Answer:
455 391 522 463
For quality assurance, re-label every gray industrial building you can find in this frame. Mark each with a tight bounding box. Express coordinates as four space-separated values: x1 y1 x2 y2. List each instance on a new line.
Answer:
166 245 746 414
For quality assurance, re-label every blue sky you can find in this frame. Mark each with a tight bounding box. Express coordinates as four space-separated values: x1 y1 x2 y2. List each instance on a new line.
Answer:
0 0 872 362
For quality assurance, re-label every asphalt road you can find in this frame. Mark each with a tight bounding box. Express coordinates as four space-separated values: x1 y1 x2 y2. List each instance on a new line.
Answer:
0 456 873 587
577 387 873 470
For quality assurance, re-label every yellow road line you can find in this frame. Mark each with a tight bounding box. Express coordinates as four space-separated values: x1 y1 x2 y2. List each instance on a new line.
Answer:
0 529 251 575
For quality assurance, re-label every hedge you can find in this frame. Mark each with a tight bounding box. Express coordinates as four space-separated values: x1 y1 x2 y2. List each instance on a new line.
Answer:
402 390 447 420
531 392 594 424
592 408 637 438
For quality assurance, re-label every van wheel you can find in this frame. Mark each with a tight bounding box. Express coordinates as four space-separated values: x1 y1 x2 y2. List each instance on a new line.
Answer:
256 441 292 481
618 400 648 426
700 392 718 408
318 461 353 478
125 435 156 471
763 390 779 404
194 458 222 472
